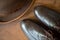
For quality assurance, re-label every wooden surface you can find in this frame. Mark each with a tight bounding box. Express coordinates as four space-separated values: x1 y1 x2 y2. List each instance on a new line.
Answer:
0 0 60 40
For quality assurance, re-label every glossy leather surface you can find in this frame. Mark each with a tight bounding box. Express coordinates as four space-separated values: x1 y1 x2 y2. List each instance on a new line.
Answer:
20 20 54 40
34 6 60 33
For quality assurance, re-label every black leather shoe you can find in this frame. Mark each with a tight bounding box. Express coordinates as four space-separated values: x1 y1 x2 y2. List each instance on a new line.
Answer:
20 19 54 40
34 6 60 33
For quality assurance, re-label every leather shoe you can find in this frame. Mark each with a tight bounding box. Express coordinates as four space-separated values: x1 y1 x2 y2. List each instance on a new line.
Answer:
34 6 60 33
20 19 54 40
